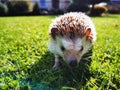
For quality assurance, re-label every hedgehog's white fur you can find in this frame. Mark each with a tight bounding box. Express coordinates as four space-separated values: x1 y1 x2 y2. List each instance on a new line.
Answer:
48 12 97 67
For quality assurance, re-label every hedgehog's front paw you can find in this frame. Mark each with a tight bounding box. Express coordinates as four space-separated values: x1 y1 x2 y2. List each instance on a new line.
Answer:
53 61 59 68
53 55 60 68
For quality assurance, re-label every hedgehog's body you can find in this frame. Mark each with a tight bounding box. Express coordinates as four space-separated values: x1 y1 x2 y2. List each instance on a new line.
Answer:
48 12 96 67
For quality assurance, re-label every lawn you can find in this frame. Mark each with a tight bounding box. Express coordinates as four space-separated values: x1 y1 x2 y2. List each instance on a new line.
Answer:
0 14 120 90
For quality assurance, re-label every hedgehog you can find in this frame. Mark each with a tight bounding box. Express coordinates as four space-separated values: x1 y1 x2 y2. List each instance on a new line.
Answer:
48 12 96 67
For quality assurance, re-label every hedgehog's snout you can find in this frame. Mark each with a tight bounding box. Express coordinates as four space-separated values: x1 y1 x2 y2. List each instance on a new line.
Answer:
69 58 78 67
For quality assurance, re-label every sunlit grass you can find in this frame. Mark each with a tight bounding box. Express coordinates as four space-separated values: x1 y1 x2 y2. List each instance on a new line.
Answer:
0 15 120 90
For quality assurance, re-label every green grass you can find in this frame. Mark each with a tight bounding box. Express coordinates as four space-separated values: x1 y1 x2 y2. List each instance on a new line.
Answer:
0 15 120 90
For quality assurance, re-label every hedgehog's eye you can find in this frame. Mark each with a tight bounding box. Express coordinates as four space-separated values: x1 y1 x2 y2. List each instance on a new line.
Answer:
61 45 65 51
80 46 83 51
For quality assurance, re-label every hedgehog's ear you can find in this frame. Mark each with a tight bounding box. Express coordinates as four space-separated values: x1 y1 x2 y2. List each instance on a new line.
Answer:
86 28 91 38
50 28 58 39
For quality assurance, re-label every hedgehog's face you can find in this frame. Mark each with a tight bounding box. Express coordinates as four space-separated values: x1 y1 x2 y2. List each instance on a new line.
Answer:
59 38 85 67
50 27 93 67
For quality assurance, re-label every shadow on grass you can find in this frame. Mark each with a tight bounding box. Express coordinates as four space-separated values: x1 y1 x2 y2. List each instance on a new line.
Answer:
28 48 93 90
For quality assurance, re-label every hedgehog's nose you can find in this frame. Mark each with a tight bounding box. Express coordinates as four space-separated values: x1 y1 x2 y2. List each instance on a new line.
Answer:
69 59 77 67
